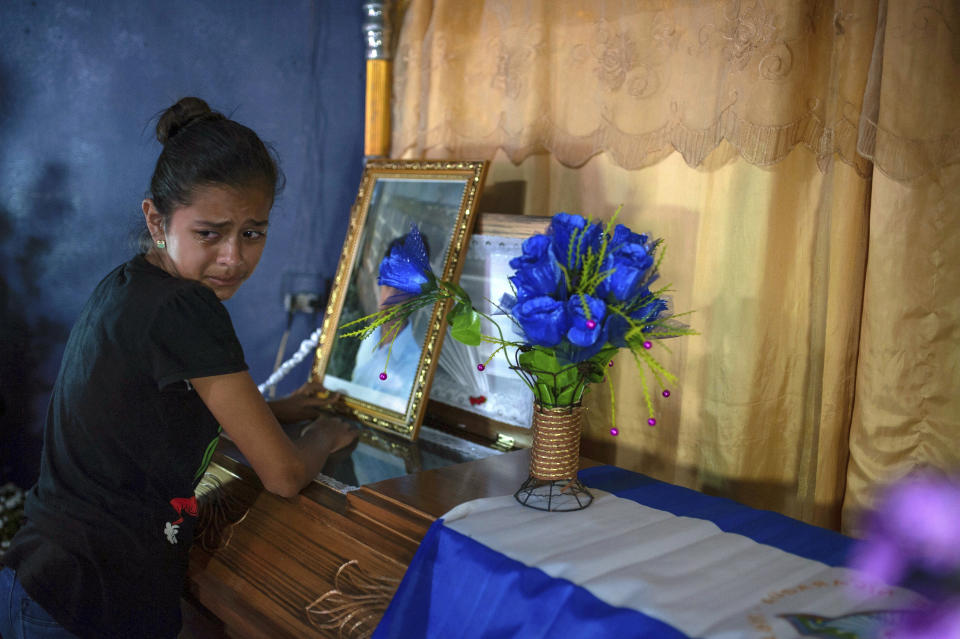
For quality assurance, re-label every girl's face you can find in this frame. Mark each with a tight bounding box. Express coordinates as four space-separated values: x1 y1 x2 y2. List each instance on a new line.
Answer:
142 184 273 300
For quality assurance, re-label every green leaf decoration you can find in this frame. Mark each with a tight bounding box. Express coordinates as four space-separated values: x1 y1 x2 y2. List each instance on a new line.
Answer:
448 302 482 346
441 280 473 305
518 347 562 375
518 348 584 406
583 345 618 383
518 348 559 404
553 371 581 405
423 270 439 291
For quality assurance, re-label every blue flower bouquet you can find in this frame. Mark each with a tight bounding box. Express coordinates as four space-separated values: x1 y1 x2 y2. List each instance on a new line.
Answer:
342 211 694 510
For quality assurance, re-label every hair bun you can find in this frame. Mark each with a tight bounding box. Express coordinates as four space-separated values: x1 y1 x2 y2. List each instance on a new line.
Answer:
156 97 222 145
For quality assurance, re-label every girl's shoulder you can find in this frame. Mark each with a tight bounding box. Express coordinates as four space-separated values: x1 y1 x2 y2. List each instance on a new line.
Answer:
80 255 225 339
119 254 220 306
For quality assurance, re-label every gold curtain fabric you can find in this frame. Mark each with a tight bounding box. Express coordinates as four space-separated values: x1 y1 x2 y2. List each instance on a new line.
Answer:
391 0 960 532
856 1 960 181
844 166 960 530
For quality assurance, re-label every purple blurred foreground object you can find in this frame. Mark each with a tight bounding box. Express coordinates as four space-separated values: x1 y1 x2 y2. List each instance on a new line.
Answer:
853 474 960 583
850 473 960 639
896 598 960 639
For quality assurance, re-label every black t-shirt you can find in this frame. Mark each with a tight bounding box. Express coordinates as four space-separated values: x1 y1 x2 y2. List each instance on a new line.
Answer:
4 254 248 638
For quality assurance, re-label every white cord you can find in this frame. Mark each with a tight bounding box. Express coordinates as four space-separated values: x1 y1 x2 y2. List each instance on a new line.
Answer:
267 326 292 399
258 327 323 395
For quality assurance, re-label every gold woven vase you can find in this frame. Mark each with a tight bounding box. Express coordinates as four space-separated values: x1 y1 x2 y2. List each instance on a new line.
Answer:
515 403 593 511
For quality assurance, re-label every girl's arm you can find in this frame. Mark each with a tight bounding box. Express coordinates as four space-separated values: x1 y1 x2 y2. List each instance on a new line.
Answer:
191 371 358 498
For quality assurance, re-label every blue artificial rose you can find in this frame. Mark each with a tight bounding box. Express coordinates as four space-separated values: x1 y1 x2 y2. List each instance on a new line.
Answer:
548 213 602 270
604 238 656 302
377 225 435 295
512 296 569 347
609 224 648 253
565 294 606 347
509 235 563 301
509 234 552 270
605 316 629 348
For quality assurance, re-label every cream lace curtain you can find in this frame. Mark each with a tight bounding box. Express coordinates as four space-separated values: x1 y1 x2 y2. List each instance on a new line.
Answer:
396 0 959 179
391 0 960 532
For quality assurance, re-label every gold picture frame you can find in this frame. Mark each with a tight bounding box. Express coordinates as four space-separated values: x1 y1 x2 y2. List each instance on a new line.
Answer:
310 159 488 441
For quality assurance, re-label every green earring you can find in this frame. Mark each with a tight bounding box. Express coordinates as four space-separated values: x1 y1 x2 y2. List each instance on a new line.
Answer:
156 239 166 249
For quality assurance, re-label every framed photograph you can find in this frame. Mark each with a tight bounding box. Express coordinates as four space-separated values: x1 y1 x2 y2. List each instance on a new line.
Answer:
311 159 488 441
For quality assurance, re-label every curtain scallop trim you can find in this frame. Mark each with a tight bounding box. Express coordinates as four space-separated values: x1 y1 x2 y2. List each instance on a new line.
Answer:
395 105 876 178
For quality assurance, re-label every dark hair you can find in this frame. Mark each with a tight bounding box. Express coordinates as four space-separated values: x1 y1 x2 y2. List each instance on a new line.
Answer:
141 97 283 248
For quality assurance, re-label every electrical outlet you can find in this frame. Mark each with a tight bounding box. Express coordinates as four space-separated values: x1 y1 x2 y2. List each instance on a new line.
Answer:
285 292 323 314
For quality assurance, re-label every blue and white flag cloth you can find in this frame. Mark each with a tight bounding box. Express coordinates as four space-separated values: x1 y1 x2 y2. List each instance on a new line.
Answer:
374 466 922 639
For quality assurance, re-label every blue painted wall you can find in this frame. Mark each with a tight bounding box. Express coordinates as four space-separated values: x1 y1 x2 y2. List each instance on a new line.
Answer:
0 1 365 486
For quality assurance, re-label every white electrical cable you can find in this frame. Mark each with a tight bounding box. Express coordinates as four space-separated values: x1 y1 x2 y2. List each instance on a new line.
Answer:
257 327 323 395
266 325 293 399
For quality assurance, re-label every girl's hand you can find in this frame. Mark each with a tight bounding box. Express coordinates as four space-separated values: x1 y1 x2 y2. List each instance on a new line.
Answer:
299 416 360 448
269 381 341 424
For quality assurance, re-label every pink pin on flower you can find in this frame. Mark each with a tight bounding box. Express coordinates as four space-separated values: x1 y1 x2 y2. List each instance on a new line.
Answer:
586 319 597 329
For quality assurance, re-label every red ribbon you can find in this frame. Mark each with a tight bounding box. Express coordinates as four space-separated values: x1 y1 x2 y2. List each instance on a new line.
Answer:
169 495 199 525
